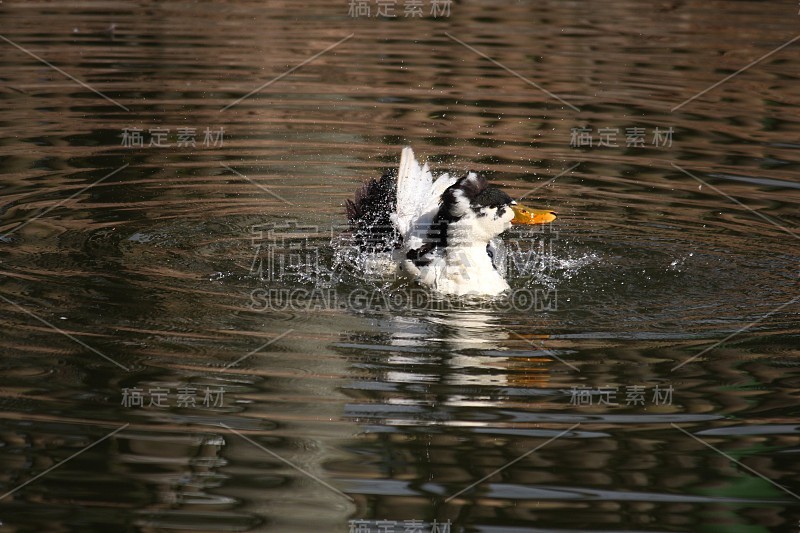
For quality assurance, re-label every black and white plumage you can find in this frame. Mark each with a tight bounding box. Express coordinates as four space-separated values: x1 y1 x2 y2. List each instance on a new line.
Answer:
347 147 556 296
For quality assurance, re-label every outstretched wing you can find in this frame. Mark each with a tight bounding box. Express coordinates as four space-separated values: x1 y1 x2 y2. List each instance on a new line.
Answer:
391 147 457 249
392 146 431 239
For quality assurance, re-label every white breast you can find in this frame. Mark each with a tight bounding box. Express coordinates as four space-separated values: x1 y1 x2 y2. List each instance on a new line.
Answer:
404 244 510 296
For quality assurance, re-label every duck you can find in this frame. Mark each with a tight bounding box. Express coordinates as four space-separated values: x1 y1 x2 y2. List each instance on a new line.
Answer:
346 147 556 296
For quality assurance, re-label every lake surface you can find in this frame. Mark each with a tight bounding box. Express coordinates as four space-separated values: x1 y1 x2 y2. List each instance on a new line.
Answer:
1 1 799 531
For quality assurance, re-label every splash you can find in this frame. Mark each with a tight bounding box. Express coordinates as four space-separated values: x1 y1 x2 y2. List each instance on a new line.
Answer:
504 241 600 291
667 252 694 272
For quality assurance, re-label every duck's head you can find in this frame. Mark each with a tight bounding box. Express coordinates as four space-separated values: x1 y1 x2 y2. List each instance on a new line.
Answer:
436 172 556 245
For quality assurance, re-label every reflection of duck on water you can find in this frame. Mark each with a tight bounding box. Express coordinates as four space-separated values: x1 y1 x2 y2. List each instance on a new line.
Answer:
386 311 554 390
347 147 556 296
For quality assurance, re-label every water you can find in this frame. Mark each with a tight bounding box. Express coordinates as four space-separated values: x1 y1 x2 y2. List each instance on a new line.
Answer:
1 1 799 531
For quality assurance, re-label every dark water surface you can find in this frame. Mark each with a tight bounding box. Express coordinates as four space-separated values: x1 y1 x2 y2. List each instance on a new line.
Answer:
1 1 799 531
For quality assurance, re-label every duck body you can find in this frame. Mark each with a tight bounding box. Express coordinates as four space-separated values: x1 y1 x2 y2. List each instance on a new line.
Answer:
346 147 555 296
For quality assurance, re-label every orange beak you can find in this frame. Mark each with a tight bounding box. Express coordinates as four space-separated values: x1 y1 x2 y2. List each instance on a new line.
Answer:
511 203 557 225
